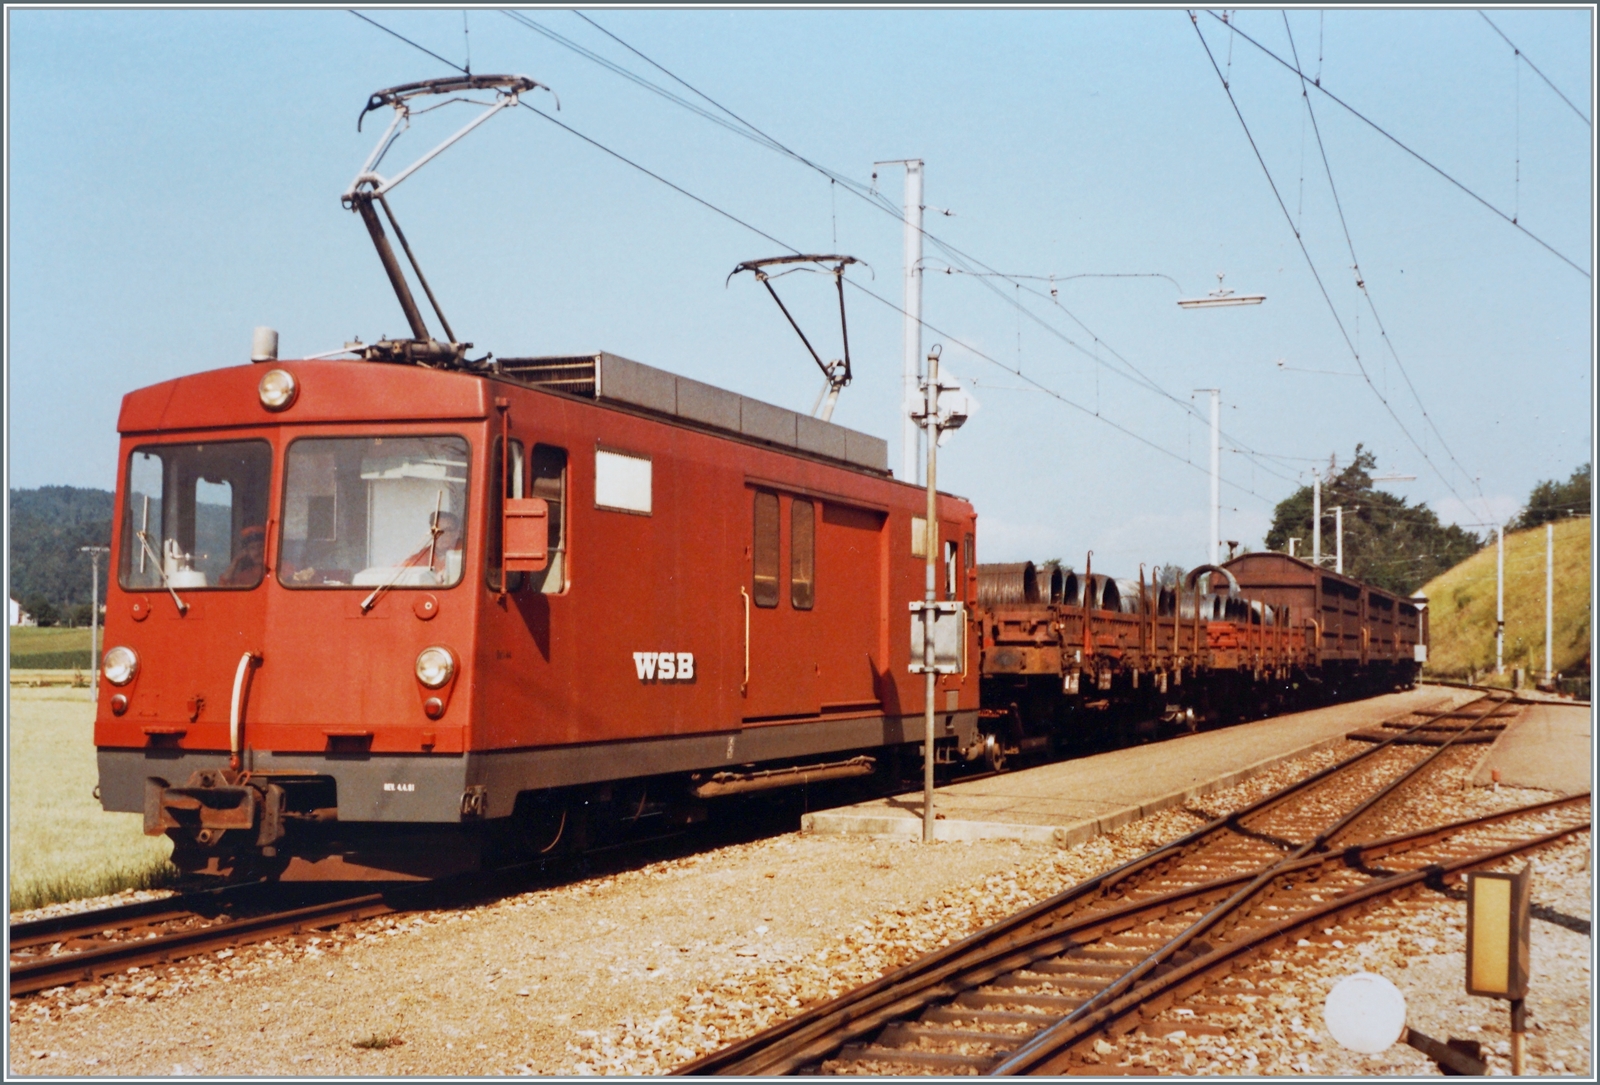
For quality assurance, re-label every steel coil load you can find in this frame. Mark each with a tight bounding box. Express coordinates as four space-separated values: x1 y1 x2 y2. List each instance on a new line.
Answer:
1039 561 1066 605
977 562 1038 607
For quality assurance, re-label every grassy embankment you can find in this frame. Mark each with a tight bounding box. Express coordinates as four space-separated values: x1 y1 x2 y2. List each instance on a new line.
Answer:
8 625 94 669
1420 515 1591 688
7 686 176 911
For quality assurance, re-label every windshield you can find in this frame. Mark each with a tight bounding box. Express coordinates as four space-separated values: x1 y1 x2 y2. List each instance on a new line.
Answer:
278 435 470 589
119 440 273 591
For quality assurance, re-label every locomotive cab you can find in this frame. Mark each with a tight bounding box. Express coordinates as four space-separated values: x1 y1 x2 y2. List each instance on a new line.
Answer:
96 362 507 879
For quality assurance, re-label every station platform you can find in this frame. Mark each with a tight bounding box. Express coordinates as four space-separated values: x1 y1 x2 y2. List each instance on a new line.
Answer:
1472 700 1593 795
800 685 1482 845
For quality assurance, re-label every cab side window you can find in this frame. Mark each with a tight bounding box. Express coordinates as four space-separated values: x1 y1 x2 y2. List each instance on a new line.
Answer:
528 445 568 594
486 438 526 592
791 498 815 610
752 491 779 608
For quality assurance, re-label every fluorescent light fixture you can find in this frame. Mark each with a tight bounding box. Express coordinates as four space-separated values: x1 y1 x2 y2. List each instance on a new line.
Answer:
1178 272 1264 308
1178 291 1265 308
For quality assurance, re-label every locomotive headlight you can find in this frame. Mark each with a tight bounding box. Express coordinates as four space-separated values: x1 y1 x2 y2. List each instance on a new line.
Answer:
258 368 298 411
415 646 456 688
103 646 139 686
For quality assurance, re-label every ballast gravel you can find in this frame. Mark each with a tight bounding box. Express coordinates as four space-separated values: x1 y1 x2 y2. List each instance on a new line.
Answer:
8 736 1591 1076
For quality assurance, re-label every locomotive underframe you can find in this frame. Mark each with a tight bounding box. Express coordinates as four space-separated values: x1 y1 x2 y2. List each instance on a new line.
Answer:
108 709 985 880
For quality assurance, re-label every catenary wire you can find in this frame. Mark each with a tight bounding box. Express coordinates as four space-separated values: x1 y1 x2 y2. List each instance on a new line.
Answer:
925 270 1186 292
353 11 1285 506
1478 11 1591 126
1190 12 1485 526
353 9 1531 532
523 91 1275 501
349 10 469 75
554 4 1578 519
349 12 1273 501
913 232 1293 481
503 11 808 159
347 5 1574 521
1280 12 1493 523
1205 9 1590 279
522 9 1301 485
917 262 1299 487
840 278 1277 501
516 103 797 254
544 9 896 210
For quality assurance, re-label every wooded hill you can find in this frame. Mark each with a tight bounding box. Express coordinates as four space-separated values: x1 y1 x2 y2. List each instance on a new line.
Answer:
1263 445 1482 596
8 487 114 617
1420 515 1591 683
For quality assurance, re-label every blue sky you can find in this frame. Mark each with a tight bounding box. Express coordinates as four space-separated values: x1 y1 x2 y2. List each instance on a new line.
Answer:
6 7 1593 574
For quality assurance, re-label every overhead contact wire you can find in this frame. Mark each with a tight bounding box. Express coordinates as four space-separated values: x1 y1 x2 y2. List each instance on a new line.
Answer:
1205 9 1590 279
517 103 797 255
1191 12 1480 519
356 10 1273 502
921 242 1299 487
537 9 1298 483
350 10 469 75
1479 11 1591 126
1281 13 1492 522
842 278 1275 503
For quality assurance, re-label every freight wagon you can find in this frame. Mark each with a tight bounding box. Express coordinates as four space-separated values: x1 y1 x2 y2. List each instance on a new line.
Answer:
974 553 1423 753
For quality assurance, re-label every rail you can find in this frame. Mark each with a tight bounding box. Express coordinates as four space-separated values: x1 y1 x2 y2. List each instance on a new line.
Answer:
675 694 1590 1075
1423 676 1590 707
8 887 390 996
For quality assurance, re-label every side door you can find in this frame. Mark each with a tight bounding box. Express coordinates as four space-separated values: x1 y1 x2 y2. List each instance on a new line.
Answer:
742 488 819 721
812 501 888 714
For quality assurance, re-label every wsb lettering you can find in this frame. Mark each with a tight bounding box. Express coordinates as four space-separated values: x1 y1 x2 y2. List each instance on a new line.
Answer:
633 652 695 681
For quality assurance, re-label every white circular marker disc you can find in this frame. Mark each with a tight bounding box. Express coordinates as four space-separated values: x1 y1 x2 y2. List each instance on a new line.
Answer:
1323 972 1407 1054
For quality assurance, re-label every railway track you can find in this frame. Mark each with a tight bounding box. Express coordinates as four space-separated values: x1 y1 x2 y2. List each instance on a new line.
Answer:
676 693 1591 1075
1 709 1233 1002
7 814 777 999
7 884 393 997
1424 677 1590 708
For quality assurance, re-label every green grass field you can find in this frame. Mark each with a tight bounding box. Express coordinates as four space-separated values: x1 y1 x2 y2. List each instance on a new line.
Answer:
8 625 96 669
7 685 175 912
1421 515 1591 684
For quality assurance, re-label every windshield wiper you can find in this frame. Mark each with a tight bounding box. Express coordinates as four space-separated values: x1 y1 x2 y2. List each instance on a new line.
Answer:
360 492 445 614
135 495 189 614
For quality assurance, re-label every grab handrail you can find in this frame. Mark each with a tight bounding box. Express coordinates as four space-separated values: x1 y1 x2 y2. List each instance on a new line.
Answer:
229 651 262 771
739 587 751 695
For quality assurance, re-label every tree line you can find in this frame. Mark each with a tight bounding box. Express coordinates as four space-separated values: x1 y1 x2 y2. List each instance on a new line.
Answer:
1264 449 1591 596
1512 463 1590 529
9 486 113 626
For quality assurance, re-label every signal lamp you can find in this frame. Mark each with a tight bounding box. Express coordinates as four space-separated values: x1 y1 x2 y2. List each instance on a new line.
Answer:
103 646 139 686
258 368 298 411
415 646 456 689
1466 867 1531 999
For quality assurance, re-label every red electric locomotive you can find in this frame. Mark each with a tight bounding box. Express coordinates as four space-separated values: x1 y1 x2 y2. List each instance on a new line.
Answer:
95 350 983 879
